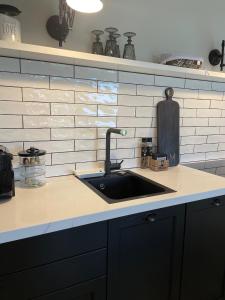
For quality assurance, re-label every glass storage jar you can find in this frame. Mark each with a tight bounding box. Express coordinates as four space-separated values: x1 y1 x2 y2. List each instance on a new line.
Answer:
18 147 46 187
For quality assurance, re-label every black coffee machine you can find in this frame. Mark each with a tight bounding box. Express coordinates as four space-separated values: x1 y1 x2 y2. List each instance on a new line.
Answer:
0 146 15 200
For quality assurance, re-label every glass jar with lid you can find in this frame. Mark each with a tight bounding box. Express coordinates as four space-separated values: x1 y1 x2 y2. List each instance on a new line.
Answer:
18 147 46 187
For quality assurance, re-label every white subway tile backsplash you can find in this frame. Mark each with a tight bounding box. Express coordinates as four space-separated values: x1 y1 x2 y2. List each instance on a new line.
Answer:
76 92 117 105
197 109 221 118
0 86 22 101
0 72 49 88
0 129 50 142
21 60 74 77
181 109 196 118
23 88 74 103
210 100 225 110
207 135 225 143
75 139 116 151
46 164 75 177
196 127 219 135
119 71 154 85
198 90 223 100
0 101 50 115
98 81 136 95
117 117 151 128
75 161 104 171
51 103 97 116
137 85 164 97
98 105 135 117
183 118 208 127
155 76 185 88
195 143 218 153
50 77 97 92
23 116 74 128
0 115 22 128
0 57 20 72
97 148 134 160
24 140 74 153
136 107 156 117
184 99 210 109
118 95 154 106
185 79 211 91
181 153 206 163
75 66 117 82
52 151 96 164
173 88 198 99
75 116 116 127
180 127 195 136
181 135 207 145
206 151 225 160
1 57 225 175
135 127 157 138
51 128 96 140
180 144 194 154
209 118 225 126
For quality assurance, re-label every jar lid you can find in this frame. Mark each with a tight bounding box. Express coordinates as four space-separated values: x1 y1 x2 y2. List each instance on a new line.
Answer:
18 147 46 157
0 5 21 16
142 137 152 143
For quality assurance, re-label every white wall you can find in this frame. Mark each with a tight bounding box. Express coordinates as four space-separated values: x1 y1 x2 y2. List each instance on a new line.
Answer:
4 0 225 69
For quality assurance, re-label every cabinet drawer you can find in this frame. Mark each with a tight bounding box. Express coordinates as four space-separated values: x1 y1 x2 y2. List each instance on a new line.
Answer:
0 249 106 300
187 195 225 211
32 277 106 300
0 221 107 276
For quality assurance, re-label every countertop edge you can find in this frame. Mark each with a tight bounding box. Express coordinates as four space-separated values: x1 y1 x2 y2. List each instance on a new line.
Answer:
1 186 225 245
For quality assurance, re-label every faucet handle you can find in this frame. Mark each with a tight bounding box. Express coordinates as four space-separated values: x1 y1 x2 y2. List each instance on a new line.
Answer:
119 160 124 167
110 160 124 171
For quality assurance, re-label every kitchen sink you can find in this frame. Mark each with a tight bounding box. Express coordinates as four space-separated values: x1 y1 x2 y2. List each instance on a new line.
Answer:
79 170 175 203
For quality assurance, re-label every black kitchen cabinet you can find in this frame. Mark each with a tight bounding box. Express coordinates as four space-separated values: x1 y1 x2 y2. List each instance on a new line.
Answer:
31 277 106 300
181 196 225 300
107 204 185 300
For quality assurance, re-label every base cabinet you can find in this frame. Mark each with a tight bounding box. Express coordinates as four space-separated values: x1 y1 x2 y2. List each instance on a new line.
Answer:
32 277 106 300
1 195 225 300
107 205 185 300
181 196 225 300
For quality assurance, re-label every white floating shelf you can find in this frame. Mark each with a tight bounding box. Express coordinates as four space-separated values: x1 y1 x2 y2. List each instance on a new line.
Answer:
0 41 225 82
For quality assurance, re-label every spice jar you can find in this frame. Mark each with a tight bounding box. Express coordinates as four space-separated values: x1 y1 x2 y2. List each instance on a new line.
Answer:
18 147 46 187
141 138 153 169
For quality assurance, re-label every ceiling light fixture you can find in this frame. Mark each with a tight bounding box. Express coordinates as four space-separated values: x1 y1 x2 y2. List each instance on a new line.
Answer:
66 0 103 13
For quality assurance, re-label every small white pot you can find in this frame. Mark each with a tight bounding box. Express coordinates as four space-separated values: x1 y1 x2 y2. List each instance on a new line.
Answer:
0 14 21 42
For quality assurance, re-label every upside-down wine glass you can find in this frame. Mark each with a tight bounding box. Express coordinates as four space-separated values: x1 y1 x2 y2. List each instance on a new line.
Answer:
105 27 118 57
91 30 104 55
123 32 136 60
112 33 121 58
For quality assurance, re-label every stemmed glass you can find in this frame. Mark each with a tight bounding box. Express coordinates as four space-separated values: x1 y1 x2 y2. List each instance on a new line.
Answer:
123 32 136 60
112 33 121 58
105 27 118 57
91 30 104 55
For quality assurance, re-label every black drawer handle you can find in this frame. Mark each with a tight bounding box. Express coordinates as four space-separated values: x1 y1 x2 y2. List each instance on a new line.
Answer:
145 214 157 223
212 199 222 207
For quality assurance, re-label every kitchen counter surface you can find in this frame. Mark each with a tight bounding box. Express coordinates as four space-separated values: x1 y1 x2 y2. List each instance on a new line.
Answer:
1 165 225 244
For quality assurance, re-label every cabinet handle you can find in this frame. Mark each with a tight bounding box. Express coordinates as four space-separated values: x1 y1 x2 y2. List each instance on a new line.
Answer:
212 199 222 207
145 213 157 223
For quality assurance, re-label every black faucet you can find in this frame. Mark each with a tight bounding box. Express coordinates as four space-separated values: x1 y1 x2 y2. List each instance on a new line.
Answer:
105 128 127 175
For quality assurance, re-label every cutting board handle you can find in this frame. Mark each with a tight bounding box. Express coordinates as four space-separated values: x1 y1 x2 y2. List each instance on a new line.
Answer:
165 87 174 100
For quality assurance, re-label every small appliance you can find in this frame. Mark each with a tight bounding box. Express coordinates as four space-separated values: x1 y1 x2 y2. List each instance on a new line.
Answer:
0 146 15 200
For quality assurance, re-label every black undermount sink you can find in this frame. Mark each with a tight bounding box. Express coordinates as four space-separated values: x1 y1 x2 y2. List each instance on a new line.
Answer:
80 170 175 204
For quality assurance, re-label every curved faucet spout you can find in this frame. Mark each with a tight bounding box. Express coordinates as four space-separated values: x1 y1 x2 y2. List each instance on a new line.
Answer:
105 128 127 175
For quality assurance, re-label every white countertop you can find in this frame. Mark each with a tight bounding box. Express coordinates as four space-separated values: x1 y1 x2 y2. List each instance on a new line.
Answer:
1 41 225 82
1 165 225 244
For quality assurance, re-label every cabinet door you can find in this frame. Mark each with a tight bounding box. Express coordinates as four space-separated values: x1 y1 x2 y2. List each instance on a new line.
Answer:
108 205 185 300
181 196 225 300
32 277 106 300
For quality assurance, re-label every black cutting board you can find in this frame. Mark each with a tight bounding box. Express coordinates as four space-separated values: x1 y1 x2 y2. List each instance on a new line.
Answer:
157 87 180 166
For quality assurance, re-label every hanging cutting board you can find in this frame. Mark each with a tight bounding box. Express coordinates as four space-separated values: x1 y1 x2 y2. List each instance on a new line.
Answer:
157 87 180 166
